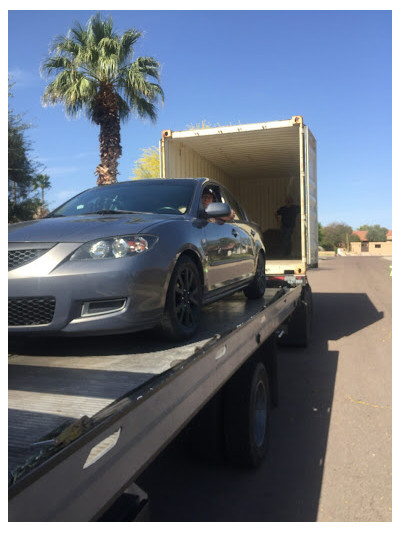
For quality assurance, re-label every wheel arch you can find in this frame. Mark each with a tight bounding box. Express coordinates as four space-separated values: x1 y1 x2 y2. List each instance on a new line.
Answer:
162 246 205 308
178 248 205 287
253 242 266 273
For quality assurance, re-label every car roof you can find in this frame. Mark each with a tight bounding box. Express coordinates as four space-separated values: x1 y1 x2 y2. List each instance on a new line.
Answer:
110 177 206 185
86 178 209 190
81 178 215 195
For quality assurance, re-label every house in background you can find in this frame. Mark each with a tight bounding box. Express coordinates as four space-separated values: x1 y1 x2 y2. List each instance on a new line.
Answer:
352 230 369 252
350 230 392 255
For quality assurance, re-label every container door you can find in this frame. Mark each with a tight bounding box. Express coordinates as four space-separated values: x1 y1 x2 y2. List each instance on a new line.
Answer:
304 127 318 267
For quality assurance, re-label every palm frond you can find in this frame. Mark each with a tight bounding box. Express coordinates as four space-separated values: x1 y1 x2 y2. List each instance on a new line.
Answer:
115 94 131 122
118 29 143 63
127 93 157 122
132 57 162 82
69 22 89 47
89 13 116 45
42 70 96 116
120 61 164 105
41 56 74 76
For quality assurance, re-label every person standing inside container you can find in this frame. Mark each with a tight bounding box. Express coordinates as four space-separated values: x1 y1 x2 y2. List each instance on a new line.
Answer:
275 196 300 257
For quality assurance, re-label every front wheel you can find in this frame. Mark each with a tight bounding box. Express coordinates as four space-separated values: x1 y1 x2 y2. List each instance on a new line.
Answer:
243 252 266 299
160 255 203 341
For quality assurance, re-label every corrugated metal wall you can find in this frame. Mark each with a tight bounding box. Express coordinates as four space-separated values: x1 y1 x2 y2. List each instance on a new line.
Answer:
235 177 301 257
164 140 233 187
170 127 300 180
305 128 318 266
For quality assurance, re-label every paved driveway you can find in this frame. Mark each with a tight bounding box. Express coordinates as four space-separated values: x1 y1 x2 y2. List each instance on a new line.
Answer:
137 256 392 521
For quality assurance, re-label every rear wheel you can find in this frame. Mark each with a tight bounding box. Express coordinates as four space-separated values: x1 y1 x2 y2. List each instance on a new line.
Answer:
244 252 266 299
160 256 203 341
223 359 271 467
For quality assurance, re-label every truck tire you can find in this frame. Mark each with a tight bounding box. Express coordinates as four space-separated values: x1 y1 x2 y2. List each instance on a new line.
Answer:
278 283 312 347
262 334 279 408
243 252 266 299
160 255 203 341
223 358 271 467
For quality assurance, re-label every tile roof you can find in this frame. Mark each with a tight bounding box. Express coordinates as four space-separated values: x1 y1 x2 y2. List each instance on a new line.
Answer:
352 230 392 241
352 230 368 241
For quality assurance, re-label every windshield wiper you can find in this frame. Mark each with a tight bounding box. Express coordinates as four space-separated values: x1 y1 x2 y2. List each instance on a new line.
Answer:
84 209 139 215
45 213 65 218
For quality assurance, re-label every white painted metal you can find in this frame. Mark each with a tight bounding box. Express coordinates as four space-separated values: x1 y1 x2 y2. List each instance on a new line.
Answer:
299 122 307 265
166 118 296 138
83 428 121 469
304 127 318 267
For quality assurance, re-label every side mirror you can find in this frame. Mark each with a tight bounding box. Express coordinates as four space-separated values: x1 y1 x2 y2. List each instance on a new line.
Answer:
204 202 231 218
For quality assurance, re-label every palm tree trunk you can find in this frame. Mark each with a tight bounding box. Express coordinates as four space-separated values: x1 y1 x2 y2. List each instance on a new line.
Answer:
94 83 122 186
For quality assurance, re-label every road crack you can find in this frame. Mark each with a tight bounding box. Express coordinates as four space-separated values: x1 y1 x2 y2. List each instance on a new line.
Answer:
346 396 391 409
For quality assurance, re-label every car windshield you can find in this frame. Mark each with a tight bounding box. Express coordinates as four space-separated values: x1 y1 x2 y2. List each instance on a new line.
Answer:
50 180 196 217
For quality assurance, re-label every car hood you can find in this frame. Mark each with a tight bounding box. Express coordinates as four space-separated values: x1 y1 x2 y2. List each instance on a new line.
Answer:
8 213 173 243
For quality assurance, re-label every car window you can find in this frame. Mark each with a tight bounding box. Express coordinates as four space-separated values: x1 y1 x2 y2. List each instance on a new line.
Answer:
51 181 196 217
220 188 246 221
199 184 222 212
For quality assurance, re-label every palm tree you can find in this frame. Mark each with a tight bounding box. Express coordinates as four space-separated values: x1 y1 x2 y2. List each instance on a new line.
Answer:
41 13 164 185
32 174 51 205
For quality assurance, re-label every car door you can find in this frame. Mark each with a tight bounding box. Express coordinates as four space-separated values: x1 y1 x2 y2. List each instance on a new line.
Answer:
203 221 240 290
220 186 255 281
200 184 240 290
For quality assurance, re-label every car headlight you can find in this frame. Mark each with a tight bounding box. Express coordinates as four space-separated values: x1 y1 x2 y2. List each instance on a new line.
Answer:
70 235 158 260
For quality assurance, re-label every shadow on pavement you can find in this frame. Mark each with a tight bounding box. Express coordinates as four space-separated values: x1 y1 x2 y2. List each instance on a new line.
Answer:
136 292 383 521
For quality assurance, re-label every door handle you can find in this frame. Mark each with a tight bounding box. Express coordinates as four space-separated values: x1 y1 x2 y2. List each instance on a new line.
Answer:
232 229 239 238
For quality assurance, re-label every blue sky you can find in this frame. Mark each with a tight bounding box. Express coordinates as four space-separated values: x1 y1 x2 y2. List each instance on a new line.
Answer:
8 9 392 229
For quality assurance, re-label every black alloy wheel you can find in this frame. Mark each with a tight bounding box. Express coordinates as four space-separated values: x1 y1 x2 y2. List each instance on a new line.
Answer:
161 256 203 340
174 263 200 328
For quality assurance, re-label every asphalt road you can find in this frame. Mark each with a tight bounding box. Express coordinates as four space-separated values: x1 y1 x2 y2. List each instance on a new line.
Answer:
137 255 392 522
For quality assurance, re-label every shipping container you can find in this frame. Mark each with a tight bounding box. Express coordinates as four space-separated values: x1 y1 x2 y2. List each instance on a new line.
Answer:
160 115 318 277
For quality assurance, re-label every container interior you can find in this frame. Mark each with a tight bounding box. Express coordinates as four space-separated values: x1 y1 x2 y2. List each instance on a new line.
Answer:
163 125 302 260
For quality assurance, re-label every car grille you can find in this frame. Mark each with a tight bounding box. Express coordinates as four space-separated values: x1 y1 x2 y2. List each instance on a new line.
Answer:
8 249 49 271
8 297 56 326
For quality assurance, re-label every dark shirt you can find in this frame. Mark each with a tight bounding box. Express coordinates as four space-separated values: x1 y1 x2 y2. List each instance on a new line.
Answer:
277 204 300 229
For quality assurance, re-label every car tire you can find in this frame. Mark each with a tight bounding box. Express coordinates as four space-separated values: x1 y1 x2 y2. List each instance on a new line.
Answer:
160 255 203 341
243 252 266 299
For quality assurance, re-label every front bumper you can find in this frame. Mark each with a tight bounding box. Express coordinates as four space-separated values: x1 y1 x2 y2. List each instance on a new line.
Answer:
8 242 168 336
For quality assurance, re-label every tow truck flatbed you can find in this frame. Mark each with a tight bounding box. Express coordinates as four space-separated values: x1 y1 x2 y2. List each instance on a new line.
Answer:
9 284 304 521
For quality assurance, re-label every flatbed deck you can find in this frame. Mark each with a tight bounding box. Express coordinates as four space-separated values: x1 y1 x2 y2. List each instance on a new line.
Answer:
8 284 302 521
9 289 281 477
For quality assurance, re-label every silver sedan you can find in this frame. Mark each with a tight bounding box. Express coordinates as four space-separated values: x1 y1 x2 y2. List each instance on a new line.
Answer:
8 178 266 340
